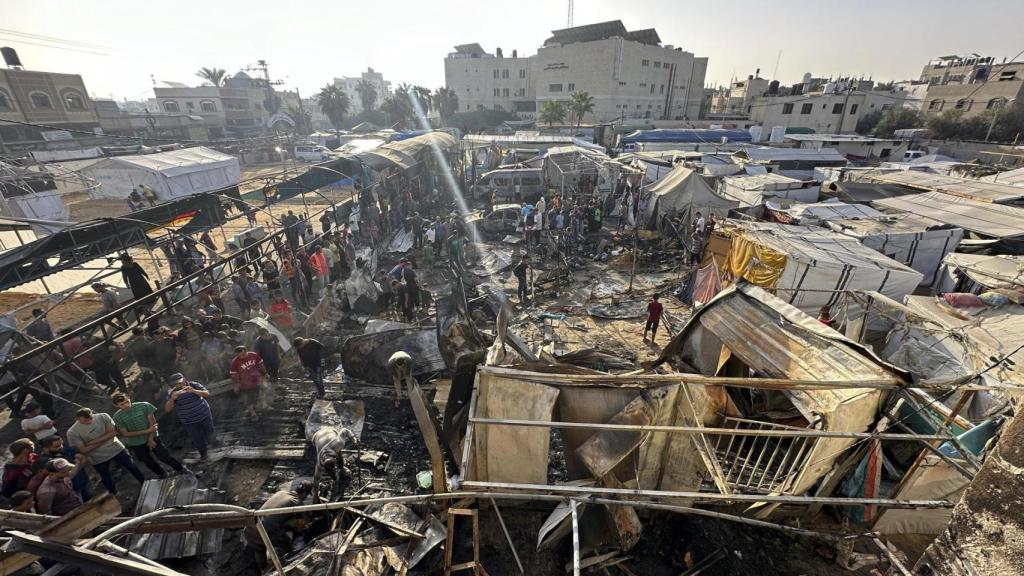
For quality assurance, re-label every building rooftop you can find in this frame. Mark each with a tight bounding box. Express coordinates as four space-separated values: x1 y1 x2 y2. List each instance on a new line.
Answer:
785 134 901 143
544 20 662 47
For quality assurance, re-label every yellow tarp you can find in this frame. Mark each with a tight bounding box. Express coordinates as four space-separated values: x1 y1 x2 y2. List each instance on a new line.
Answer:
725 232 788 288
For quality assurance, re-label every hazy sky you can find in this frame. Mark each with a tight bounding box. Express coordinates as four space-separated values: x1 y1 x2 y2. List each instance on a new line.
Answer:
3 0 1023 101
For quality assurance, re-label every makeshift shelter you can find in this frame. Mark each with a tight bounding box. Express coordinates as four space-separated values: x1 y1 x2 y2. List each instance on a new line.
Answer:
826 214 963 288
80 147 240 201
765 199 884 226
872 191 1024 252
862 171 1024 205
981 165 1024 187
821 181 914 204
641 165 737 230
719 221 924 317
731 147 847 170
933 253 1024 294
357 131 456 171
719 173 820 207
543 145 616 198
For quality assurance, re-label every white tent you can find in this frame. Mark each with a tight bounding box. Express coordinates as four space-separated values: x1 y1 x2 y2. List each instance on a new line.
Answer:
766 198 884 226
81 147 240 201
642 165 737 229
719 172 820 207
826 214 963 288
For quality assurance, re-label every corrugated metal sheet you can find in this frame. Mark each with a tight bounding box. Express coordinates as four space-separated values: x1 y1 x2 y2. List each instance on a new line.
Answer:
873 191 1024 239
130 475 226 559
866 171 1024 204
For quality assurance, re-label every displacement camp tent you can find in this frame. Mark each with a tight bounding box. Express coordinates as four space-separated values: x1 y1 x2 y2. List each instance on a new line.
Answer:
826 214 963 288
81 147 240 201
719 173 820 207
721 221 923 317
642 165 737 230
933 253 1024 294
872 191 1024 251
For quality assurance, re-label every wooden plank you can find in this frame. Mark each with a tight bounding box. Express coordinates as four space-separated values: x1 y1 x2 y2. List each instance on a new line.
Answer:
408 378 448 494
6 531 185 576
459 374 480 478
0 494 122 574
576 393 655 478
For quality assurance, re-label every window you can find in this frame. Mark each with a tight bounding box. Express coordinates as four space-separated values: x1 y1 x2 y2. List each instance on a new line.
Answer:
163 100 180 113
568 83 575 91
880 148 892 158
650 84 655 94
641 59 649 67
800 103 813 114
476 104 485 111
494 104 504 111
954 99 972 111
998 70 1018 81
521 176 541 186
200 100 217 113
639 83 647 87
519 69 525 79
493 88 500 97
831 103 844 114
618 81 627 86
29 92 53 109
502 88 509 97
654 61 661 68
0 88 14 111
501 69 508 78
987 97 1007 110
849 103 859 114
493 70 499 79
782 103 794 114
928 99 944 111
61 90 86 111
659 85 664 94
549 84 563 93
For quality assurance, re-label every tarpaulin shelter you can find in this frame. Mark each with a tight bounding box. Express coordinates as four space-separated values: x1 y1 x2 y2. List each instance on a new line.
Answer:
765 199 884 226
80 147 240 201
642 165 737 230
933 253 1024 294
826 215 963 288
862 171 1024 205
719 173 820 207
619 129 753 145
872 191 1024 252
358 131 456 171
821 181 914 204
720 221 923 316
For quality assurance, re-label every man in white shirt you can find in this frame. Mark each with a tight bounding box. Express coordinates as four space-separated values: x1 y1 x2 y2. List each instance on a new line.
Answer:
20 402 57 440
67 407 146 495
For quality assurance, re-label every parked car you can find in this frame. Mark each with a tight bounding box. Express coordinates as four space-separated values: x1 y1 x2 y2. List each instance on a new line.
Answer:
466 204 523 237
472 168 545 203
294 144 332 162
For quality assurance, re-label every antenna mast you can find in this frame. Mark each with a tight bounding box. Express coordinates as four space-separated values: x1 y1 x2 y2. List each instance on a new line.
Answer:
567 0 574 27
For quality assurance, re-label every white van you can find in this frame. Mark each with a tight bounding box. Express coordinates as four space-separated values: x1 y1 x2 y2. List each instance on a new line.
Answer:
294 144 332 162
472 168 546 203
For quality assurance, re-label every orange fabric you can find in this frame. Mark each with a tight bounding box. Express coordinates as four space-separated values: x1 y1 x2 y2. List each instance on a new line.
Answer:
309 252 328 277
269 301 293 328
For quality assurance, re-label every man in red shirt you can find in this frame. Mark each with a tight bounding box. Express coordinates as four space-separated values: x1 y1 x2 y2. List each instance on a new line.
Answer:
229 345 266 418
643 294 665 343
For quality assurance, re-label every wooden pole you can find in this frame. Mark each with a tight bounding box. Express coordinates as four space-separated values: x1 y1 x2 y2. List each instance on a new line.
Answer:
254 518 285 576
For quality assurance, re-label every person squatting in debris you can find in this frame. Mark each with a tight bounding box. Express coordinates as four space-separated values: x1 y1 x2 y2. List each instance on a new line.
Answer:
67 407 146 495
164 373 216 461
293 337 327 398
230 344 268 418
111 392 188 478
643 293 665 343
387 350 413 407
243 480 314 572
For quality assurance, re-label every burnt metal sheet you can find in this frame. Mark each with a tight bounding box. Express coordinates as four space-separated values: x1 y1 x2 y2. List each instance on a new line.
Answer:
130 475 226 559
341 328 445 383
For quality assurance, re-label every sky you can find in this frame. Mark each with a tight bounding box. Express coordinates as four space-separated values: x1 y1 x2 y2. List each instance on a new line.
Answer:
3 0 1024 101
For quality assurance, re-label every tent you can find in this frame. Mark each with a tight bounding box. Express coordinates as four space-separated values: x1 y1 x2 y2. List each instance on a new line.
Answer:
933 253 1024 294
719 173 820 207
641 165 737 230
766 198 884 226
826 214 963 288
81 147 240 201
721 221 924 317
872 191 1024 246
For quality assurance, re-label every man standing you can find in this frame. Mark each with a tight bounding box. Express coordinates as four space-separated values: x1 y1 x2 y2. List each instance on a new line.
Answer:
643 294 664 343
164 373 215 460
230 345 266 418
1 438 37 497
119 254 154 312
139 184 158 206
34 459 84 516
513 255 530 305
292 337 326 399
39 435 94 502
283 210 300 251
253 328 281 383
393 279 414 321
67 407 146 495
25 309 55 342
111 392 186 478
20 401 57 441
400 259 420 309
232 276 253 320
320 212 333 234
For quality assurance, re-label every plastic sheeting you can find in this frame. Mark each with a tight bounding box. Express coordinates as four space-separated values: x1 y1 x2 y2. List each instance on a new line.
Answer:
620 129 753 144
81 147 240 200
719 173 820 207
642 165 737 230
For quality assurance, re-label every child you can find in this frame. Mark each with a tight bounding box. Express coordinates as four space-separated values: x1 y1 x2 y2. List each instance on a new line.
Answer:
643 294 664 342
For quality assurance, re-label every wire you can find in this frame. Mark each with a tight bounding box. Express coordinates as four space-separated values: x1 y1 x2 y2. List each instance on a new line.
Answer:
0 117 294 147
0 36 109 56
0 28 110 49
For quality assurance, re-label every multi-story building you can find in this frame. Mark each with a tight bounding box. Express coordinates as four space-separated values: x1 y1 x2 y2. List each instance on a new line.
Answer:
919 54 1024 118
94 98 210 141
709 74 771 115
0 60 105 154
444 20 708 123
333 67 391 114
153 71 299 137
747 79 909 134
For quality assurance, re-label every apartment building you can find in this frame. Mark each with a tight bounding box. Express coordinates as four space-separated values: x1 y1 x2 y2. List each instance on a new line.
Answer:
920 54 1024 118
444 20 708 123
709 75 771 115
747 80 908 134
0 63 104 153
333 67 392 114
153 71 299 137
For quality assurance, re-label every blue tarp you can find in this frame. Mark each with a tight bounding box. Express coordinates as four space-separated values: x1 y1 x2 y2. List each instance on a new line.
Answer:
620 129 753 144
389 130 430 142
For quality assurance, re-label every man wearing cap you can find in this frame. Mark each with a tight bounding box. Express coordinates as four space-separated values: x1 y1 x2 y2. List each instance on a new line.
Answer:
66 407 146 495
112 392 187 478
243 480 313 571
230 345 266 418
39 435 93 502
34 458 84 516
164 373 216 460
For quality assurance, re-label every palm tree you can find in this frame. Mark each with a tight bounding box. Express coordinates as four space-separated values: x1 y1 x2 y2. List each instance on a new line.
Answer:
284 104 312 135
569 91 595 128
381 92 414 129
413 85 432 113
317 84 350 138
195 67 226 87
355 80 378 112
539 100 566 127
432 87 459 125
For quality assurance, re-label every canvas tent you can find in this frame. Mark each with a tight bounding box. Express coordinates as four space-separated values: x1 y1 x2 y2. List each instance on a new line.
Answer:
719 173 820 207
81 147 240 201
641 165 737 229
872 191 1024 245
766 199 884 226
863 171 1024 205
826 214 963 288
933 253 1024 294
720 221 924 317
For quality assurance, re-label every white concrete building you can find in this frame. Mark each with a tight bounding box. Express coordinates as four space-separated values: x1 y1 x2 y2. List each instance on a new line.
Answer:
747 81 909 134
333 68 391 114
444 20 708 123
710 74 771 115
784 134 909 161
153 71 299 137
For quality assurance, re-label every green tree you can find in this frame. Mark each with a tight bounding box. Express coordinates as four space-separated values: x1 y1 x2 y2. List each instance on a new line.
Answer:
355 80 378 111
432 87 459 125
263 93 282 115
412 85 432 113
381 91 414 129
195 67 226 87
855 110 883 135
284 104 312 135
316 84 350 136
568 91 595 128
539 100 566 127
871 108 924 137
